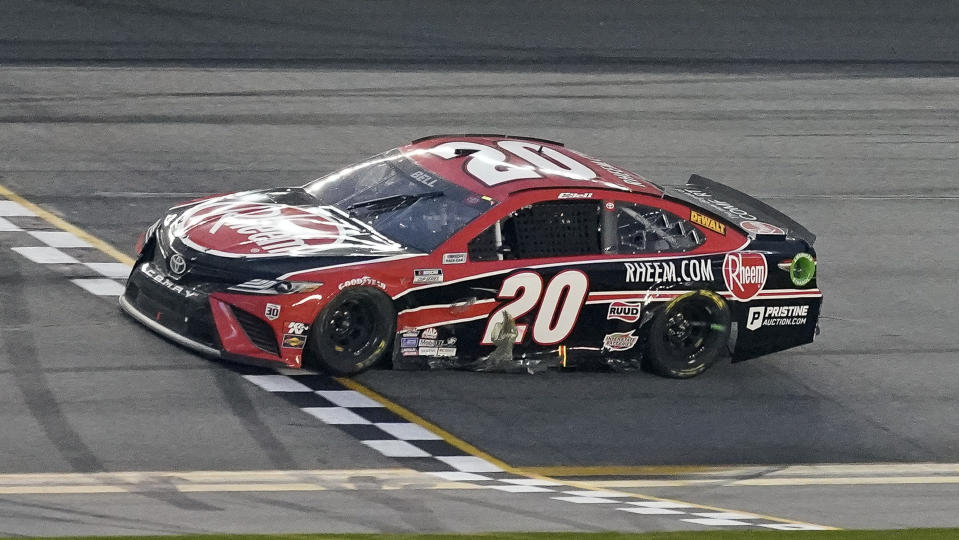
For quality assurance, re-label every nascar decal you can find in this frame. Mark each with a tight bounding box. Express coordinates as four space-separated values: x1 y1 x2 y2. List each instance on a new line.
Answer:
723 252 767 301
442 253 467 264
602 330 638 351
746 305 809 330
413 269 443 284
740 220 785 236
689 210 726 235
625 259 713 283
607 301 642 323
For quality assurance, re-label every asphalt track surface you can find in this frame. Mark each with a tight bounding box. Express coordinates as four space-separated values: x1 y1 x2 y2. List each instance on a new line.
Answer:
1 63 958 535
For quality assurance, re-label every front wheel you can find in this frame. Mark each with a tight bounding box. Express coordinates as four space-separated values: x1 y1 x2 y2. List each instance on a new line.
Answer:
643 290 730 378
306 287 395 376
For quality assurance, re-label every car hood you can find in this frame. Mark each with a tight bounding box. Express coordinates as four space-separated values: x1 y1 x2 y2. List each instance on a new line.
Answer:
164 189 410 259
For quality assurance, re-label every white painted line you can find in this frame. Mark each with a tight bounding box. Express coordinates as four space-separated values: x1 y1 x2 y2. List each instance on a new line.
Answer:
0 200 35 216
28 231 92 248
426 472 491 482
500 478 564 487
551 496 621 504
12 246 79 264
692 512 760 520
562 490 632 498
434 456 503 473
301 407 370 425
243 375 313 393
491 485 555 493
70 278 125 296
316 390 383 408
618 507 686 515
760 523 832 531
362 440 431 458
275 367 320 376
84 262 132 278
375 422 442 441
0 217 21 231
681 518 752 526
626 501 696 509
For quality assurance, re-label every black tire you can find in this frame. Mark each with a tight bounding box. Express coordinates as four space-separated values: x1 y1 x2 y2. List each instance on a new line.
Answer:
306 287 395 376
643 290 730 379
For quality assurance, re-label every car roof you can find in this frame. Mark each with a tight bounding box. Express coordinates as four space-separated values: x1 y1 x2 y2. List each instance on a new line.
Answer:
401 134 664 200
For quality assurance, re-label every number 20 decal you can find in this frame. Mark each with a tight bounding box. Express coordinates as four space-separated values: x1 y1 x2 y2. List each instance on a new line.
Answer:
482 270 589 345
430 140 597 186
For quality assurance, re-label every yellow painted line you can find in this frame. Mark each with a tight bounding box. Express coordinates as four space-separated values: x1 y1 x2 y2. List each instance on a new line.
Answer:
0 485 130 495
336 377 516 473
735 475 959 487
0 183 134 265
518 465 736 477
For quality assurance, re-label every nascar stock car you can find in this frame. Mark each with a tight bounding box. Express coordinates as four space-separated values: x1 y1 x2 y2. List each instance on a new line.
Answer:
120 134 821 378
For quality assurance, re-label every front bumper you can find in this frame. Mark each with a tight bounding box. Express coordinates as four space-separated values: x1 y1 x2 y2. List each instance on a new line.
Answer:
120 261 299 369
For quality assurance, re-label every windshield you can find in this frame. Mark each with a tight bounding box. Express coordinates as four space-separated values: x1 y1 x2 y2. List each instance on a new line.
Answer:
304 152 494 252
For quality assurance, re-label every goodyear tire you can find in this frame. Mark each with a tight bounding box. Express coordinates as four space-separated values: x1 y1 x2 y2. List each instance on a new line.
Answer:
307 287 395 376
643 290 730 379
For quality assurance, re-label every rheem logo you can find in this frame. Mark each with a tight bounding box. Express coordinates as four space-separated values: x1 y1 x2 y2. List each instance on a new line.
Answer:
723 252 767 301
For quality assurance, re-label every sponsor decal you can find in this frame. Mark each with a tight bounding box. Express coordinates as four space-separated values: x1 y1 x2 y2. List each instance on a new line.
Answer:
746 305 809 330
230 279 280 293
409 170 439 187
446 337 457 345
285 322 310 335
689 210 726 235
418 339 438 347
167 253 187 277
436 347 457 357
418 346 439 356
740 220 785 236
676 188 758 221
402 329 419 337
413 269 443 284
400 337 419 348
338 276 386 290
604 201 615 211
570 151 647 187
421 328 438 339
281 334 306 349
558 192 592 199
177 201 343 257
602 330 639 352
607 301 642 323
401 348 418 356
442 253 467 264
264 303 281 320
723 252 767 301
142 265 200 298
625 259 714 283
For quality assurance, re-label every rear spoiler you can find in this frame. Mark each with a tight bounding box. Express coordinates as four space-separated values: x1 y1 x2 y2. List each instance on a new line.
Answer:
666 174 816 245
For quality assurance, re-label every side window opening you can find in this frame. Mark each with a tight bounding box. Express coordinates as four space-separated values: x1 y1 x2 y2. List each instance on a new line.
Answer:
615 203 704 254
468 201 602 261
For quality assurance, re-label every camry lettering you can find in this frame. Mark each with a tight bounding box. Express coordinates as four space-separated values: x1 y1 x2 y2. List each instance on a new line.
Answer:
142 265 199 298
624 259 714 283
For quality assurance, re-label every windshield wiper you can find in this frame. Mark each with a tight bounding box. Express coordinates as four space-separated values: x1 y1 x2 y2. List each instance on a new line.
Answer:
346 191 444 213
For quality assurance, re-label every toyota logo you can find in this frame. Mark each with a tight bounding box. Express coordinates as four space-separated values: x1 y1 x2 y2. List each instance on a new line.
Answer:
168 253 187 277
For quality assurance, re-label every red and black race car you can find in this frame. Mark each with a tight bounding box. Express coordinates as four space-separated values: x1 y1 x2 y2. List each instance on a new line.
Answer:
120 135 821 378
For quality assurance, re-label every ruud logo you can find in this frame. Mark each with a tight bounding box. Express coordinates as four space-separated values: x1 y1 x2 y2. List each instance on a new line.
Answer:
168 253 187 277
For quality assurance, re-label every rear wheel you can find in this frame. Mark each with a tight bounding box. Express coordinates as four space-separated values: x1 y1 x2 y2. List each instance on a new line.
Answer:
306 287 395 376
643 290 730 378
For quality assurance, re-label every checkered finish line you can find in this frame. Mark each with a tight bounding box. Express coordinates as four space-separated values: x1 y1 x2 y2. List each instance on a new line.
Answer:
0 199 128 295
237 368 828 531
0 193 830 531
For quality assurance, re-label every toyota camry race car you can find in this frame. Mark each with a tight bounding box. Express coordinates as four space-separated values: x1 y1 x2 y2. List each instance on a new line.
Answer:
120 135 821 378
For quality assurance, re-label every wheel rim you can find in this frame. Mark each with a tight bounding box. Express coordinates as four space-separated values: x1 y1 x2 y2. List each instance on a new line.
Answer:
663 299 718 361
326 299 377 355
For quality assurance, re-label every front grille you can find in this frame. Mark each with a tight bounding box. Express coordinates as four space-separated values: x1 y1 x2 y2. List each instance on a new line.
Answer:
126 266 218 348
231 307 280 356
